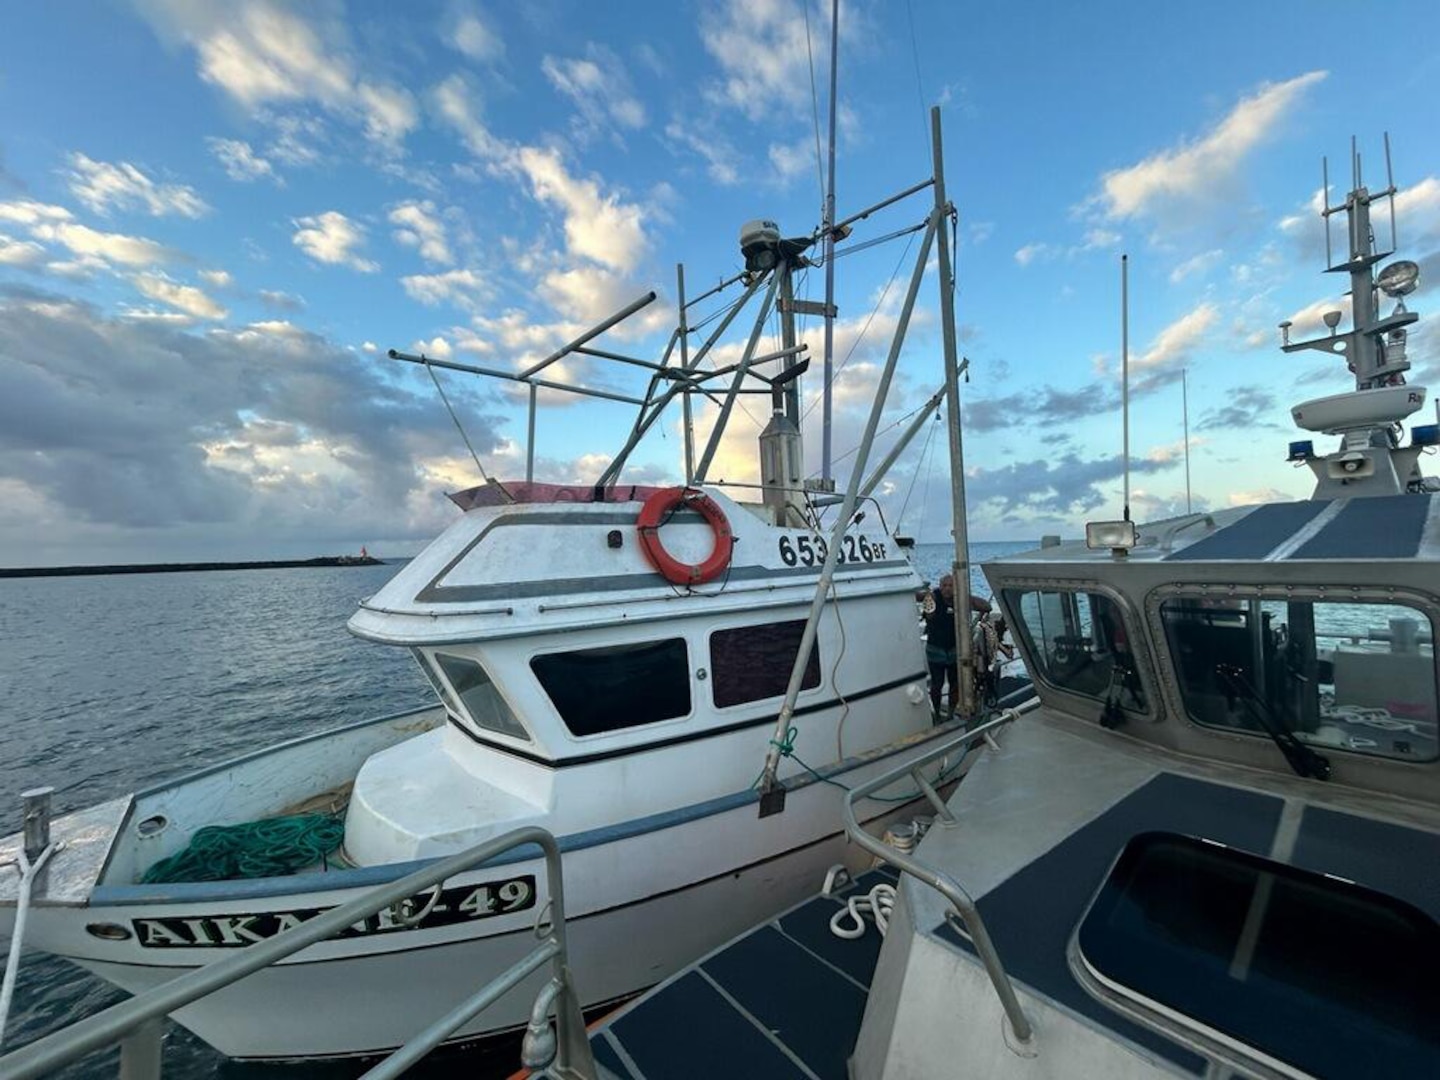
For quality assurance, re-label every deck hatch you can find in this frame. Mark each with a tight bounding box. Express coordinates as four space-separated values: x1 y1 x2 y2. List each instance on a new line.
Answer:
1163 501 1329 562
1075 831 1440 1078
1287 493 1433 559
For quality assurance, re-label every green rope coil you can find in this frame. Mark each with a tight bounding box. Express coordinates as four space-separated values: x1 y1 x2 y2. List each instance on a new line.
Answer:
140 814 346 884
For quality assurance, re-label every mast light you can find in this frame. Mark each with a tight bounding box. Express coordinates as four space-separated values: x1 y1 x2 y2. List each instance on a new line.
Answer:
1377 259 1420 298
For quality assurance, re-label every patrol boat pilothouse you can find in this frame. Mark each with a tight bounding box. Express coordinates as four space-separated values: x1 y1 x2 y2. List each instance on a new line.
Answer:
0 145 978 1061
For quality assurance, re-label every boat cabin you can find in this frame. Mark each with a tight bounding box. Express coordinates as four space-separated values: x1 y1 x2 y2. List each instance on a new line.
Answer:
344 483 929 863
849 495 1440 1079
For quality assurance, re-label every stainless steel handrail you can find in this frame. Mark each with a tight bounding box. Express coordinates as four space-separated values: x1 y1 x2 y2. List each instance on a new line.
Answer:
841 700 1041 1045
0 826 596 1080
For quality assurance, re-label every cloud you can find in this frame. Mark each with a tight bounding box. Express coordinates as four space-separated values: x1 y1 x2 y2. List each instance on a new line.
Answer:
431 74 507 160
966 382 1116 433
542 45 647 136
258 289 305 312
64 153 208 218
1170 248 1224 283
966 452 1171 519
664 121 741 185
1014 242 1055 267
699 0 834 123
513 145 647 273
388 200 454 266
1014 229 1117 267
132 273 228 320
1197 386 1282 431
0 199 73 227
1127 302 1220 392
400 268 488 309
1228 486 1293 507
207 137 282 184
432 77 651 273
292 211 377 272
1280 294 1352 340
136 1 417 151
0 234 45 268
768 139 815 185
266 114 327 167
446 7 504 63
1089 71 1327 224
0 286 508 554
1146 435 1208 464
31 221 170 267
198 269 233 289
409 335 452 360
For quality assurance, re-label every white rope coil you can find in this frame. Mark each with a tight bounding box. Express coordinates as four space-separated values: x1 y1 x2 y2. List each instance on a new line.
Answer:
829 882 897 940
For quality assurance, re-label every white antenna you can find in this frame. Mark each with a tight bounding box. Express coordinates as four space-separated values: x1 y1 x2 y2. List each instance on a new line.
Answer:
1183 367 1192 514
1122 253 1130 522
820 0 839 484
1322 156 1333 267
1384 131 1398 251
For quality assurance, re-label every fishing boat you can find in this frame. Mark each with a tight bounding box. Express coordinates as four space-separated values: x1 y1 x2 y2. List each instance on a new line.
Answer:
0 112 985 1063
579 135 1440 1080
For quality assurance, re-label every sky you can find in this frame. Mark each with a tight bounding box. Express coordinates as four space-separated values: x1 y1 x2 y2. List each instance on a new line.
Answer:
1 0 1438 566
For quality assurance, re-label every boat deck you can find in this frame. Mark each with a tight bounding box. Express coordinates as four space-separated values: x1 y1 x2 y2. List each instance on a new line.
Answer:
587 865 899 1079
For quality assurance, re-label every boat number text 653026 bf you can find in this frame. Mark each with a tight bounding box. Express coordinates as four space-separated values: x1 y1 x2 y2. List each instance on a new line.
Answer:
131 875 537 948
777 534 887 567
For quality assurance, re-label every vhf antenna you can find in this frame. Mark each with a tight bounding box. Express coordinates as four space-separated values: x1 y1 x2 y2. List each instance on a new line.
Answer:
1319 132 1399 271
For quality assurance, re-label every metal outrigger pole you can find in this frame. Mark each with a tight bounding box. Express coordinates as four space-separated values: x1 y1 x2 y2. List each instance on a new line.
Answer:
757 210 941 815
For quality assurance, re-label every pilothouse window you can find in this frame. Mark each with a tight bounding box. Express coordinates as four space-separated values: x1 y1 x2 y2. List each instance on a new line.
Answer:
532 639 691 737
1005 589 1145 711
709 620 821 708
1076 832 1440 1077
1160 597 1437 761
433 652 530 742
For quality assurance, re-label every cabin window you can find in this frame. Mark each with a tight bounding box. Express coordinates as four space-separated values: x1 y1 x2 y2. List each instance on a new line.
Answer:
1160 597 1437 762
433 652 530 742
532 639 691 737
1075 831 1440 1077
709 620 821 708
414 650 461 716
1004 589 1146 710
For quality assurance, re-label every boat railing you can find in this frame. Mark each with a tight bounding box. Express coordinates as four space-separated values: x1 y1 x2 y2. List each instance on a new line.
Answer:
0 825 596 1080
840 699 1042 1047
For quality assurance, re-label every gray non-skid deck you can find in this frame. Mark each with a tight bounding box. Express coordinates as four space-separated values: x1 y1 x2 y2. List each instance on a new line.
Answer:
589 866 898 1080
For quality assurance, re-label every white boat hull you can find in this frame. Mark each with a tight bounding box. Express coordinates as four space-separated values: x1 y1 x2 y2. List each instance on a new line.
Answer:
21 736 950 1059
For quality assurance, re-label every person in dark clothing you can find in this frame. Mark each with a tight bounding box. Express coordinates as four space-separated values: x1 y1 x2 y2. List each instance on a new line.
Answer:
923 575 992 721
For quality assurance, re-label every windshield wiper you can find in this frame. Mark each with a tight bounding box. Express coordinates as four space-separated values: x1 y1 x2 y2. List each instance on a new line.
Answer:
1215 664 1331 781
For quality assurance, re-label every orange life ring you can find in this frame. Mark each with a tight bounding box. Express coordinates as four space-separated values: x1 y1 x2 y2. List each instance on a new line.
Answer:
637 486 734 585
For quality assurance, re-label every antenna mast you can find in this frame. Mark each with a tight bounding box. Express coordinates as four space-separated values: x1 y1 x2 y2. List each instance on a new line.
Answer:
1122 253 1131 522
1183 367 1192 514
820 0 839 485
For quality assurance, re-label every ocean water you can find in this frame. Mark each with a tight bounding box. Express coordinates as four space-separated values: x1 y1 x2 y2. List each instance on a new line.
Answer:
0 541 1034 1076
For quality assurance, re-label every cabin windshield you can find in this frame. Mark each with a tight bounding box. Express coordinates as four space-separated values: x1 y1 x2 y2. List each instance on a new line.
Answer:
1005 588 1146 711
432 651 531 742
1076 831 1440 1077
1159 597 1438 762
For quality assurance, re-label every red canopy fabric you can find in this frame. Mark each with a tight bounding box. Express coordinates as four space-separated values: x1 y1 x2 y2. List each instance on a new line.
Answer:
448 480 670 510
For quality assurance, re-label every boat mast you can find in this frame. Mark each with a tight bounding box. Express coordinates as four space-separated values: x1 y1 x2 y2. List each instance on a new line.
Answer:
931 105 977 722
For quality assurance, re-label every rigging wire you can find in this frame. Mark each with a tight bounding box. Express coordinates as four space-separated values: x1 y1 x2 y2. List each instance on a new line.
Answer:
903 0 931 144
801 0 827 213
894 408 938 527
826 395 934 470
800 228 918 424
424 360 492 484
